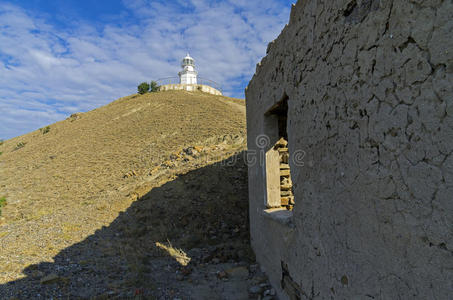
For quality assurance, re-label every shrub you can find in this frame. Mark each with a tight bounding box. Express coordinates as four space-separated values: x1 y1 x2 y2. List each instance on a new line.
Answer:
0 139 3 146
40 126 50 134
15 142 26 150
0 197 6 217
137 82 150 94
150 81 160 92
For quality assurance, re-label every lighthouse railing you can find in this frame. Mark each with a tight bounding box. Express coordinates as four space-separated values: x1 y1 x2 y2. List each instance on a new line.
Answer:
156 77 179 86
197 77 223 93
156 77 222 93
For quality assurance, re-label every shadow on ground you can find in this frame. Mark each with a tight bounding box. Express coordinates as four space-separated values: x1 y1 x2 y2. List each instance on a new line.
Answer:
1 152 254 299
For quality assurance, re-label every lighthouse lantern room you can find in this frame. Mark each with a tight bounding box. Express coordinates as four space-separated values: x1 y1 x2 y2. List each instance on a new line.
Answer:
178 54 198 85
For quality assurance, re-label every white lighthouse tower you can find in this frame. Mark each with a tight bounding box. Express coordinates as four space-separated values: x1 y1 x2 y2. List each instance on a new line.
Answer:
178 54 198 85
157 54 222 95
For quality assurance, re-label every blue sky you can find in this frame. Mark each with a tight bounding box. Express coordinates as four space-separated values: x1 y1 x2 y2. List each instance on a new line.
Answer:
0 0 293 139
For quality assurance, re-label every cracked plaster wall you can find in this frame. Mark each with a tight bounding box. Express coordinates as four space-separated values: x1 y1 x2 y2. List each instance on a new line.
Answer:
246 0 452 299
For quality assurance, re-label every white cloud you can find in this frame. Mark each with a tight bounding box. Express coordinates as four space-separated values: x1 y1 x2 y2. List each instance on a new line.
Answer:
0 1 291 139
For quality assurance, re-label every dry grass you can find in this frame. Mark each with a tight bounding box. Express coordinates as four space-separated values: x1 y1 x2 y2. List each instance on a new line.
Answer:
155 241 191 266
0 90 246 284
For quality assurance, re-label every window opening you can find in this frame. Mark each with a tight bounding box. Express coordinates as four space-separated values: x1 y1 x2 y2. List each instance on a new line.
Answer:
265 96 294 210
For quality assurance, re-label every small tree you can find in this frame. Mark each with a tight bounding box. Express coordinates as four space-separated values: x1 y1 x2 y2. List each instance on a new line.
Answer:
137 82 150 94
150 81 159 92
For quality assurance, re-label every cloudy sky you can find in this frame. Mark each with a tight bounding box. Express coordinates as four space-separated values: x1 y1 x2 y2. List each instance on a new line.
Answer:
0 0 292 139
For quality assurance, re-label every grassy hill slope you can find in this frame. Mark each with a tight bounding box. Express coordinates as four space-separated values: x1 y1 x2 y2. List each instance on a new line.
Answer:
0 90 248 293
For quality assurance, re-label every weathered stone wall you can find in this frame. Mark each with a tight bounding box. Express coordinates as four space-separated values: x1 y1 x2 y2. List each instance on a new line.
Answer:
246 0 452 299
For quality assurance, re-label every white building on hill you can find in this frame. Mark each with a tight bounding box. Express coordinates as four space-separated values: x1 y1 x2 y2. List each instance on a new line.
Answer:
178 54 198 85
157 54 222 96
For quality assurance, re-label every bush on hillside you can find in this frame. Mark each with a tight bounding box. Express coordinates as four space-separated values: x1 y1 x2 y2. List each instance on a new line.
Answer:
138 82 150 94
40 126 50 135
15 142 26 150
0 196 6 216
150 81 160 92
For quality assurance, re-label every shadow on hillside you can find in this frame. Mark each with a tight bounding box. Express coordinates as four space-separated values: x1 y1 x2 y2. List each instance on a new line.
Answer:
0 152 251 299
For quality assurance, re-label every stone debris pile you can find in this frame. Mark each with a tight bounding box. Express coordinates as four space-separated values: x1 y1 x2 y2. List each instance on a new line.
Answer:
66 112 82 122
161 146 205 169
275 138 294 210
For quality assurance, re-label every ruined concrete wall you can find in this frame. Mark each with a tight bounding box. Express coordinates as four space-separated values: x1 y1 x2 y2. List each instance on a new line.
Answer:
246 0 453 299
159 84 222 96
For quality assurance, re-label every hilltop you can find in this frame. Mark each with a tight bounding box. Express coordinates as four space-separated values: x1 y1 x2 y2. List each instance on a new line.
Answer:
0 90 245 225
0 91 273 299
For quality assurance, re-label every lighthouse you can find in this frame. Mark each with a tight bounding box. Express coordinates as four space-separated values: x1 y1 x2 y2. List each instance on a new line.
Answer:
157 54 222 95
178 54 198 85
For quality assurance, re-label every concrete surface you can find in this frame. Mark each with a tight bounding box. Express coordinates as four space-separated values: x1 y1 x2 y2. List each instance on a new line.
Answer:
246 0 453 299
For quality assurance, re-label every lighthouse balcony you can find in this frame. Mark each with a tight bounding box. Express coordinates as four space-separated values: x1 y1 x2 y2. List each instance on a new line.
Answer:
178 70 198 76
